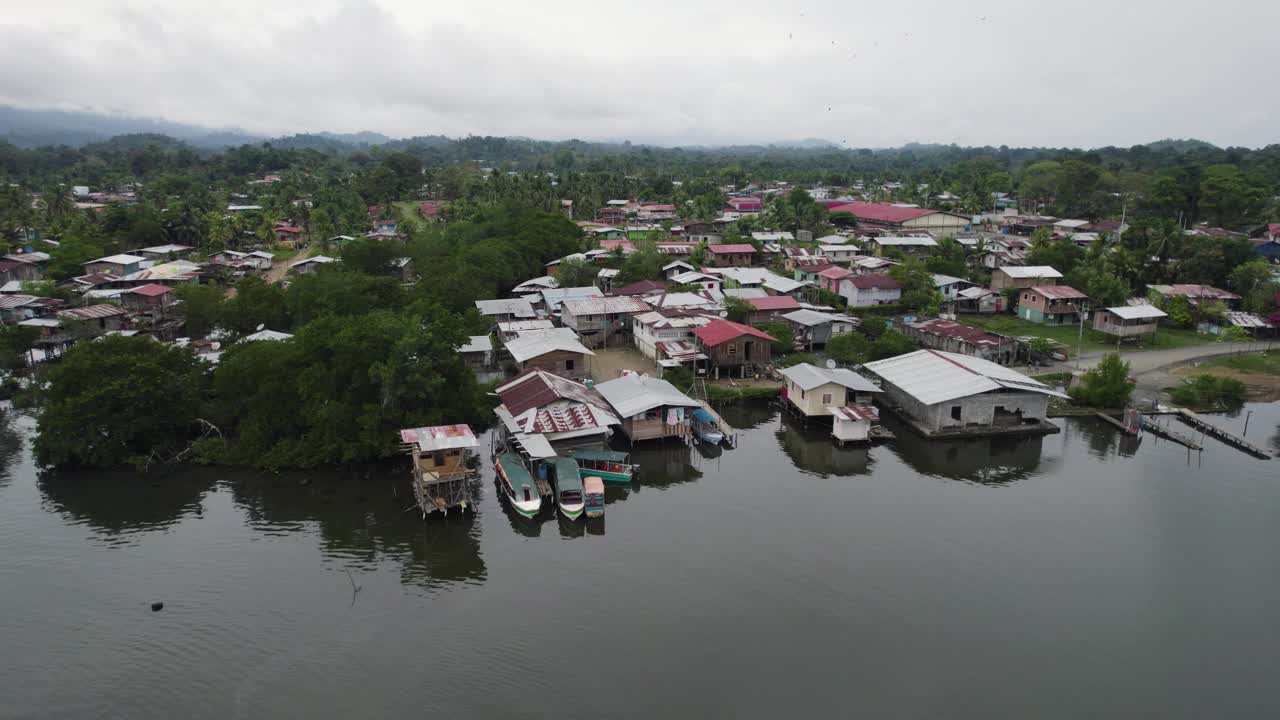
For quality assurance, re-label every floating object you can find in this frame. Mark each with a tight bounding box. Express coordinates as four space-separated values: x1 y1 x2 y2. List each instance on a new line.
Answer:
150 601 164 612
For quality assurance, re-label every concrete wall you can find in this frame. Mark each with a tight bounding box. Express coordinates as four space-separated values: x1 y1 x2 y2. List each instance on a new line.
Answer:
879 381 1049 433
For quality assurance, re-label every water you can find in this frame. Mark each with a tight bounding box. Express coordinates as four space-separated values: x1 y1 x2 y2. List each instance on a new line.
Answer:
2 402 1279 719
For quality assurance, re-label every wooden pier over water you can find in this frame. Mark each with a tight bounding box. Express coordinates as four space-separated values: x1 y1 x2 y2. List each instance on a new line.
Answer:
1175 409 1272 459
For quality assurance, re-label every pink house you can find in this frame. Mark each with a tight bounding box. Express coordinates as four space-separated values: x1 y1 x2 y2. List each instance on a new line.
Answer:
817 266 854 292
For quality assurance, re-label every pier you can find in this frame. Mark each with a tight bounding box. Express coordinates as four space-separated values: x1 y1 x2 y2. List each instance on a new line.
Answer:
695 400 736 446
1139 415 1202 451
1175 409 1272 459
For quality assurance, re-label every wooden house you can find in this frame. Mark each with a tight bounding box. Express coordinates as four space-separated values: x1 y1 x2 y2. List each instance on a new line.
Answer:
594 373 701 442
1092 305 1168 339
692 319 776 379
745 295 800 324
122 283 176 318
83 254 146 276
779 363 882 418
1016 285 1086 325
503 328 594 379
837 274 901 307
990 265 1062 290
560 296 650 349
705 244 756 268
781 309 858 349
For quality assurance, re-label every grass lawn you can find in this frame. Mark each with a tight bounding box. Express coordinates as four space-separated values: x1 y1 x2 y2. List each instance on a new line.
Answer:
1195 351 1280 376
964 315 1212 356
393 201 428 231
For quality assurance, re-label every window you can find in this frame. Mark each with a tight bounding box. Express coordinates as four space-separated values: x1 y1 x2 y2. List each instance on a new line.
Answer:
821 393 832 405
950 406 962 421
727 343 737 355
565 359 575 370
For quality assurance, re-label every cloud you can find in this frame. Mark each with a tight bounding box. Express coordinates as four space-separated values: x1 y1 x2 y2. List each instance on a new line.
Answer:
0 0 1276 147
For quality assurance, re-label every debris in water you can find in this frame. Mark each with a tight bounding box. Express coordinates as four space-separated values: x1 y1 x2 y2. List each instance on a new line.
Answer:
151 601 164 612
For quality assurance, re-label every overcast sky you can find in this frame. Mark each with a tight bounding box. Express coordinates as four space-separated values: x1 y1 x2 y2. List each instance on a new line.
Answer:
1 0 1274 148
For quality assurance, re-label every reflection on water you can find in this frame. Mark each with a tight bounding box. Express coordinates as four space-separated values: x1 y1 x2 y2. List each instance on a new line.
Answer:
775 412 873 478
884 414 1046 486
0 408 26 490
716 399 779 430
627 438 703 489
1072 417 1143 459
38 465 217 542
229 469 486 588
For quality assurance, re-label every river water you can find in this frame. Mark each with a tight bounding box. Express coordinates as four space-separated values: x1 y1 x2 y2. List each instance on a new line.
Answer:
2 402 1278 719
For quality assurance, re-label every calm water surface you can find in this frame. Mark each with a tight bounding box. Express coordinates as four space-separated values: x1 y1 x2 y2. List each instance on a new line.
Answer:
2 402 1279 719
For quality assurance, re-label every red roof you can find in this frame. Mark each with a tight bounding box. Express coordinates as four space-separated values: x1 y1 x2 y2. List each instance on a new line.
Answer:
599 239 637 251
911 319 1013 348
827 202 941 224
130 283 175 297
746 295 801 311
1030 285 1086 300
641 203 675 211
418 202 443 216
817 266 854 280
607 279 669 296
846 275 901 290
1268 223 1280 235
693 318 778 347
274 225 303 234
707 244 756 254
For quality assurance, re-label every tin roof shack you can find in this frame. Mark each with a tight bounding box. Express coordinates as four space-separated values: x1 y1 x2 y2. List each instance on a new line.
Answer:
475 297 537 324
932 274 976 303
287 255 337 275
955 286 1004 314
0 260 42 284
1145 284 1241 310
744 294 801 324
0 294 63 323
594 373 700 442
868 235 939 256
123 283 176 320
779 363 881 418
901 318 1019 365
837 274 902 308
135 244 194 261
399 424 479 516
494 369 620 451
692 319 777 379
83 253 146 276
57 304 128 339
1016 285 1087 325
560 296 650 349
863 349 1067 438
990 265 1062 290
503 328 594 379
705 244 756 267
632 309 711 362
831 404 881 445
1092 305 1168 340
458 334 500 383
781 309 859 350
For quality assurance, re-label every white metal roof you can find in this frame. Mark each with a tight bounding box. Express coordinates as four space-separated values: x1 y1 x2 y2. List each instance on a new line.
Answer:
780 363 882 393
497 319 555 334
401 425 479 453
85 253 145 266
512 275 559 292
504 329 594 362
540 286 604 310
671 271 717 284
241 329 294 342
872 236 938 247
561 296 649 316
722 288 768 299
595 373 701 417
458 335 492 353
1104 305 1167 320
289 255 337 268
997 265 1062 279
863 349 1069 405
1225 311 1272 328
762 274 805 294
474 298 536 317
781 309 858 327
751 231 794 241
931 274 969 287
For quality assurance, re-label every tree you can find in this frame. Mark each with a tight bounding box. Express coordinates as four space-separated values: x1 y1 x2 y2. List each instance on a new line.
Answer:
0 324 38 371
34 336 207 467
616 241 664 284
555 256 598 288
860 316 887 340
889 258 943 315
340 237 406 276
755 322 794 353
868 330 916 360
1027 231 1084 276
285 269 405 327
1067 264 1128 309
175 283 227 338
827 331 869 365
765 188 828 234
222 275 290 335
925 238 967 278
1068 353 1133 408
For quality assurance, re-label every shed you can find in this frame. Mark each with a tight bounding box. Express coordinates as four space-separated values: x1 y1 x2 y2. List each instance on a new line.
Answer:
594 373 700 442
780 363 881 418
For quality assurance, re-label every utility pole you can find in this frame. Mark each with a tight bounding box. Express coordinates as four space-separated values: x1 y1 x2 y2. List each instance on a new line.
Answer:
1075 302 1088 370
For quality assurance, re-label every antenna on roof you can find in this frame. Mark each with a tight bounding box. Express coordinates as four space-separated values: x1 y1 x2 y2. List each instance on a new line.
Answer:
825 359 837 370
718 311 728 318
256 324 265 332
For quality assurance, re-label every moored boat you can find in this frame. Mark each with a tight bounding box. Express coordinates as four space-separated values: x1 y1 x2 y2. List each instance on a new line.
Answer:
690 407 725 445
583 476 605 518
495 452 542 518
569 449 636 483
552 457 585 520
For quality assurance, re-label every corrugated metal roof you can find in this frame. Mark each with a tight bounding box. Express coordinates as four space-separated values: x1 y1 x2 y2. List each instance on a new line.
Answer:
498 319 555 334
458 335 492 353
780 363 882 393
998 265 1062 279
399 424 478 452
595 374 701 417
475 298 536 317
561 296 650 316
1225 311 1273 328
58 304 127 320
873 235 938 247
746 295 800 311
84 253 144 266
1104 305 1167 320
863 349 1068 405
504 330 595 362
241 329 294 342
1031 285 1086 300
781 309 858 327
832 404 879 422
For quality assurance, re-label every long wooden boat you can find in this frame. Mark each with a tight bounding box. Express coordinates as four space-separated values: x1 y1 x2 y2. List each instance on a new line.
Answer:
568 449 637 483
690 407 725 445
551 457 585 520
495 452 542 518
583 476 605 519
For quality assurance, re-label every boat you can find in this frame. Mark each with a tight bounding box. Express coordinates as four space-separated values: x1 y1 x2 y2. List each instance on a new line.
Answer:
551 457 585 520
494 452 542 518
690 407 724 445
583 476 605 519
568 449 636 483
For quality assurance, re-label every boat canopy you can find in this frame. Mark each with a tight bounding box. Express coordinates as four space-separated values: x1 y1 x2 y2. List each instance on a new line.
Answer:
570 449 631 464
691 407 716 423
583 477 605 495
552 457 584 492
496 452 535 487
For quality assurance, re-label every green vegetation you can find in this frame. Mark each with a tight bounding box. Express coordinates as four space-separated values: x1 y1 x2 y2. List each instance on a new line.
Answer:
755 322 794 353
1068 353 1134 408
1169 375 1247 408
964 315 1211 356
779 353 818 368
706 384 781 403
1031 372 1073 387
1194 351 1280 376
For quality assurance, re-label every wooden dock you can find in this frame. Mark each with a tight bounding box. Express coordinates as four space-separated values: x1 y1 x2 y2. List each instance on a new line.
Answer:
1175 409 1272 459
1094 412 1137 435
1141 416 1202 451
696 400 736 446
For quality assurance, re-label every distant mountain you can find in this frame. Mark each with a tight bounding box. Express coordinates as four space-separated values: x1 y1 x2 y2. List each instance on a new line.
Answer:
0 105 261 149
317 130 392 146
771 138 840 149
1144 138 1219 153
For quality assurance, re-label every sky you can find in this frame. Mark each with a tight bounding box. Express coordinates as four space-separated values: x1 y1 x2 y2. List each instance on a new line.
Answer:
1 0 1275 148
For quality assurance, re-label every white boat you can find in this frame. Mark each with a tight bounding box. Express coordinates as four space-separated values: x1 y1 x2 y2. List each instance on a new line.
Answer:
495 453 541 518
552 457 585 520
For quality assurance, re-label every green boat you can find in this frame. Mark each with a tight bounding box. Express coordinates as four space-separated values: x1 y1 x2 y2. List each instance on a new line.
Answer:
551 457 585 520
495 452 542 518
569 449 637 483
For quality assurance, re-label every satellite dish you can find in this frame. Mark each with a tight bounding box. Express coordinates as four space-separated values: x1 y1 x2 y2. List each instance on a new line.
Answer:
256 323 265 332
825 359 838 370
719 310 728 318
